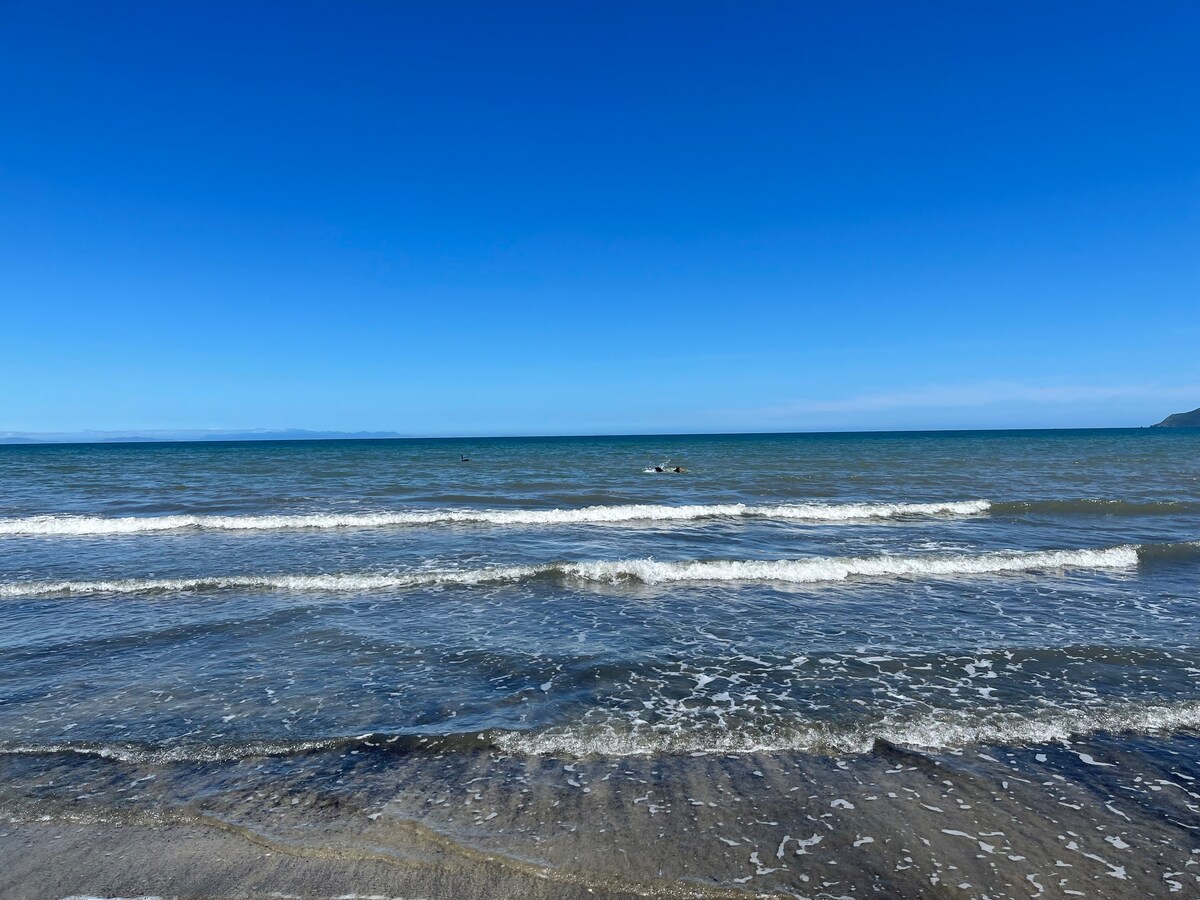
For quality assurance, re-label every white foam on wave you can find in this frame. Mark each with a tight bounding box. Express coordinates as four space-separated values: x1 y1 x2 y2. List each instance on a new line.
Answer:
494 699 1200 758
0 566 540 599
0 500 991 536
0 544 1138 599
558 546 1138 585
10 700 1198 764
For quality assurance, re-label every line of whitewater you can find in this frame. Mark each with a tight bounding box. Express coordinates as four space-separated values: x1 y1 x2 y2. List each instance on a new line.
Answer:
7 698 1200 762
0 544 1145 599
494 698 1200 758
0 500 990 536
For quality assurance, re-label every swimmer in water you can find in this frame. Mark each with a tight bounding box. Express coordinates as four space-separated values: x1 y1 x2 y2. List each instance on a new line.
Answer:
673 466 684 473
654 466 664 472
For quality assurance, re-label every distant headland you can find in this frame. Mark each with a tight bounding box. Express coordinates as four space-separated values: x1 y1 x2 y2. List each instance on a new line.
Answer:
1152 407 1200 428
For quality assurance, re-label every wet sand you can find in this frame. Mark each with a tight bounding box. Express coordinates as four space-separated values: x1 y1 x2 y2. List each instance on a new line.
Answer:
2 731 1197 898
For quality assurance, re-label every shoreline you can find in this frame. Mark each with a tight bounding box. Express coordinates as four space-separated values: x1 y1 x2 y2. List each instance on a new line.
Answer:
3 731 1196 898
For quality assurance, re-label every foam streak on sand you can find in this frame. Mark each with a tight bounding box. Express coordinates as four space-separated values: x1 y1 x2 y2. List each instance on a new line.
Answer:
0 500 990 535
0 544 1142 598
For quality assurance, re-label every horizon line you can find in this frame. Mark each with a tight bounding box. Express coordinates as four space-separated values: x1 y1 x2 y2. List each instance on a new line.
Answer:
1 423 1191 447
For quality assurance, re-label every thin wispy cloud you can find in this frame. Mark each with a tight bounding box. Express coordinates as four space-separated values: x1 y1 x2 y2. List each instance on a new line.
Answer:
730 381 1200 423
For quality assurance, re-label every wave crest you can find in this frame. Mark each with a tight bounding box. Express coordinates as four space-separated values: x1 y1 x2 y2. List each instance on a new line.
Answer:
493 700 1200 757
556 546 1138 585
0 500 990 536
0 544 1145 599
8 699 1199 763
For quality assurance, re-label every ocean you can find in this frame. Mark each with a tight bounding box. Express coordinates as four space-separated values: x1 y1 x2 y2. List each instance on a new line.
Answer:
1 429 1198 898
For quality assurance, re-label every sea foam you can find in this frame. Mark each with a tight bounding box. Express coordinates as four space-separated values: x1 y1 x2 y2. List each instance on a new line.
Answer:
0 544 1141 598
0 500 990 536
11 697 1198 763
493 698 1200 758
554 546 1138 585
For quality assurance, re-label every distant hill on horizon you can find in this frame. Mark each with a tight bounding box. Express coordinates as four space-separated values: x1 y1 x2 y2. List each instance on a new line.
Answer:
0 429 408 445
1152 407 1200 428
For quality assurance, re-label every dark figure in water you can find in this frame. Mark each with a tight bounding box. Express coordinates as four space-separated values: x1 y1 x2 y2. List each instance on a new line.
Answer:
654 466 664 472
461 455 470 462
673 466 683 473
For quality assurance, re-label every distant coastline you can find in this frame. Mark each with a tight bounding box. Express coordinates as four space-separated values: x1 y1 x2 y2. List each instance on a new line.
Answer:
0 429 407 445
1152 407 1200 428
2 424 1195 446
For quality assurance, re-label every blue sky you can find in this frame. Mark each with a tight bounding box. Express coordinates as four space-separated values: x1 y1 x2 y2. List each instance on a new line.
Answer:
1 1 1197 435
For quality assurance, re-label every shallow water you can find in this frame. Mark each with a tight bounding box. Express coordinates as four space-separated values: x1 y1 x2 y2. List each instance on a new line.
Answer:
1 429 1198 896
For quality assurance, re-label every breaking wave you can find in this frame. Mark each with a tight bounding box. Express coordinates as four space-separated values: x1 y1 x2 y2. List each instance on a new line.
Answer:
0 544 1152 599
493 699 1200 757
0 500 990 536
7 496 1198 537
0 566 541 598
8 699 1200 763
553 546 1138 584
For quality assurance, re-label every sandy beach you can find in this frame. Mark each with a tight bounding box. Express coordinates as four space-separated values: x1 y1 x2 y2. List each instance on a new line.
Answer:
3 729 1196 898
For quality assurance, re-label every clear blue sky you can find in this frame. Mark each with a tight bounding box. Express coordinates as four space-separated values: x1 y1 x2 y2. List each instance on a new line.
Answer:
2 1 1197 435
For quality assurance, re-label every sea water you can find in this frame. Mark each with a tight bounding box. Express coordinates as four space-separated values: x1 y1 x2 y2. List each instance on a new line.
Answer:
1 429 1198 895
